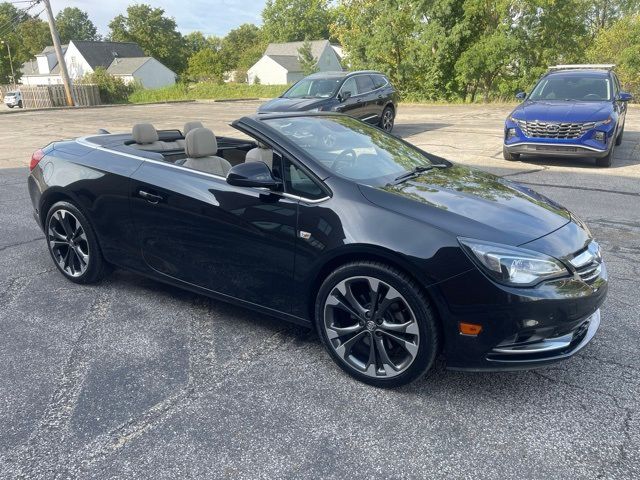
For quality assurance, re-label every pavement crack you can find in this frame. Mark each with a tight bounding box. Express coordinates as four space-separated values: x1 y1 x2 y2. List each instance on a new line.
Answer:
1 290 112 479
0 236 44 252
514 181 640 197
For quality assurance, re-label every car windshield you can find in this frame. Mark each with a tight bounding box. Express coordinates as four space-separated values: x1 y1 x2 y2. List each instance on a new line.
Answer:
6 92 16 97
263 116 438 185
529 75 611 101
282 78 342 99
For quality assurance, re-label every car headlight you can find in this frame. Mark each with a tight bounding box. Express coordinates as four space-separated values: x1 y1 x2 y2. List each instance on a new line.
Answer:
459 238 569 286
594 117 613 127
509 116 521 123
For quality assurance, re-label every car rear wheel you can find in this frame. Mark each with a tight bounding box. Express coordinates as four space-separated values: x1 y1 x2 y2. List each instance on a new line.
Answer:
596 144 614 168
503 146 520 161
315 261 439 388
45 201 109 284
379 106 395 132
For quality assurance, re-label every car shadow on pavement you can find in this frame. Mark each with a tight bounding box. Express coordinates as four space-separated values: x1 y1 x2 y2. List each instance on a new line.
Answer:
394 123 451 139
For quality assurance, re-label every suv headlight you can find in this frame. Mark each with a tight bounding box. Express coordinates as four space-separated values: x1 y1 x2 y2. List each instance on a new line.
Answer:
459 238 569 286
594 117 613 127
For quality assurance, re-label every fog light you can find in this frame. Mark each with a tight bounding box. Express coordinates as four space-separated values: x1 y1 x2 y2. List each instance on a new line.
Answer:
506 128 516 139
594 131 606 143
459 322 483 336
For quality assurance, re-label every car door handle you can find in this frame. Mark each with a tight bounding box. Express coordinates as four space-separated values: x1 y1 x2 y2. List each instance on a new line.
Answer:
139 190 163 204
378 94 383 99
356 99 362 103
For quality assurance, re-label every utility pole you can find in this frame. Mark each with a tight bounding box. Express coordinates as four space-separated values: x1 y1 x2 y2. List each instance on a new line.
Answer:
42 0 74 106
1 41 15 88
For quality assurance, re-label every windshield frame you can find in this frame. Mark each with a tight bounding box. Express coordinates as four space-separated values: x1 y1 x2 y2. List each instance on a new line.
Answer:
259 114 450 186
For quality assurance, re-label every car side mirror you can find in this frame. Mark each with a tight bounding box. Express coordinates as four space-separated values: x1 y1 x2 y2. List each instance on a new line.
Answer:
339 90 352 102
226 161 282 190
618 92 633 102
515 91 527 100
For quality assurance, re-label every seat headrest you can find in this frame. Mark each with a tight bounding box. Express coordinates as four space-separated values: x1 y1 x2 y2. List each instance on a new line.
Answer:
183 121 204 136
185 128 218 158
132 123 158 144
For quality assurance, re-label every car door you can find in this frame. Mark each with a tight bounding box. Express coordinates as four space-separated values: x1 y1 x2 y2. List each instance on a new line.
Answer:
129 158 299 313
354 75 378 123
612 73 627 126
335 76 366 119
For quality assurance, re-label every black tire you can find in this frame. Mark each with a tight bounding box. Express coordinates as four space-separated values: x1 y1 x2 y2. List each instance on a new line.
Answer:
596 144 614 168
315 261 440 388
615 127 623 146
379 106 395 132
7 105 13 109
503 145 520 161
18 100 22 108
45 201 109 284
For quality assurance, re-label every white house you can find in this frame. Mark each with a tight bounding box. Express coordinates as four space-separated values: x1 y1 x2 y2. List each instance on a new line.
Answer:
247 40 343 85
19 40 176 89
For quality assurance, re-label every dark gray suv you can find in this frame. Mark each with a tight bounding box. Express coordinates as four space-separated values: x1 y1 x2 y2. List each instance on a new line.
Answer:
258 70 398 131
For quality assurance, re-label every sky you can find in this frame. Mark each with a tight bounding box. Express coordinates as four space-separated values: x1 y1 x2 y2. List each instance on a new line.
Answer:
50 0 266 38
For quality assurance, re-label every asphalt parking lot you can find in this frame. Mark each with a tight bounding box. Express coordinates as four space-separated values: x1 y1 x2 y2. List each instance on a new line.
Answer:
1 101 639 479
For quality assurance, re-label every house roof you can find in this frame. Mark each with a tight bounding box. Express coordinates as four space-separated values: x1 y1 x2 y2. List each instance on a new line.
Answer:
267 55 302 72
73 41 146 69
21 41 155 77
106 57 152 75
265 40 331 60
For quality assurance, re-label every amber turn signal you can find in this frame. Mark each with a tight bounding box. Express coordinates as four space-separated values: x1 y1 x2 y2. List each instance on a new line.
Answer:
459 322 483 336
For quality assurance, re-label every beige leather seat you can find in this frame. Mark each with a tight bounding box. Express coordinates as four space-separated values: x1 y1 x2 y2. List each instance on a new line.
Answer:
177 121 204 148
183 128 232 176
131 123 165 151
245 142 273 169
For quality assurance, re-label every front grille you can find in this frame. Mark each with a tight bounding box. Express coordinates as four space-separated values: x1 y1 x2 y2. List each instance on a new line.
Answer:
575 261 602 284
516 120 595 139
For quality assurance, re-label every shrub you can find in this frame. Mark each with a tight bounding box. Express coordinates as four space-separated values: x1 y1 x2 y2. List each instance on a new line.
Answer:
78 67 135 104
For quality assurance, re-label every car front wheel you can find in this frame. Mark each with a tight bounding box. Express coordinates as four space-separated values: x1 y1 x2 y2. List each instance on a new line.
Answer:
379 106 395 132
503 145 520 161
45 201 109 284
315 261 439 388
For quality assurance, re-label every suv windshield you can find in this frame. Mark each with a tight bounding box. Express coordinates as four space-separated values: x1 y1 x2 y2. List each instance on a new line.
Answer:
283 78 342 99
529 75 611 101
263 116 437 185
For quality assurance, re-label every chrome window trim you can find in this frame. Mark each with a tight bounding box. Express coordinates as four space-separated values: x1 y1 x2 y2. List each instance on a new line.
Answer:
76 135 331 204
338 74 378 98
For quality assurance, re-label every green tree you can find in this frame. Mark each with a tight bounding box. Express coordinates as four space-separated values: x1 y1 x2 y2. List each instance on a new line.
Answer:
298 40 318 75
55 7 99 43
588 14 640 97
262 0 335 42
78 67 134 103
221 23 265 71
187 47 225 82
184 31 209 58
0 3 50 83
583 0 640 33
109 4 187 74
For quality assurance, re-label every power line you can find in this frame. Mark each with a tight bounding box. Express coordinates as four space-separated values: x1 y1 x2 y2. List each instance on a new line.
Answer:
0 1 39 39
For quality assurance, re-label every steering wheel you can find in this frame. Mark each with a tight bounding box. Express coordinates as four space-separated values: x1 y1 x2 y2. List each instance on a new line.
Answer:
331 149 357 171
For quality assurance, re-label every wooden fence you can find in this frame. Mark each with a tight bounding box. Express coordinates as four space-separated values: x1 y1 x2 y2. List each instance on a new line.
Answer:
18 84 101 109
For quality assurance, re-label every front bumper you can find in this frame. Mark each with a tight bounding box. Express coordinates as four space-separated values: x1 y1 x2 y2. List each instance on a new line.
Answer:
503 118 615 158
431 240 607 371
504 142 609 158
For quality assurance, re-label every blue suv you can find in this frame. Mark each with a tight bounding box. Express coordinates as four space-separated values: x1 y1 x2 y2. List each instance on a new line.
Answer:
504 65 632 167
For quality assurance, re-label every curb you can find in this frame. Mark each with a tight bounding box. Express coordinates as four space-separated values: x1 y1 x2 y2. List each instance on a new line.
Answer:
0 99 195 115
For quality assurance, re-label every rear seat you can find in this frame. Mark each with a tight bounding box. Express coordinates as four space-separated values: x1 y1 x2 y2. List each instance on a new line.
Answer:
177 121 204 149
131 123 165 151
131 123 182 151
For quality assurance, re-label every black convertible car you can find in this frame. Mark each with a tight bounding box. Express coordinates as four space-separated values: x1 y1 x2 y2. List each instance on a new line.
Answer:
28 113 607 387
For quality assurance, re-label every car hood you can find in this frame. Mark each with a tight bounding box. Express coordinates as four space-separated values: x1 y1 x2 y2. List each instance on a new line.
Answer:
259 97 326 112
512 100 613 122
358 165 571 246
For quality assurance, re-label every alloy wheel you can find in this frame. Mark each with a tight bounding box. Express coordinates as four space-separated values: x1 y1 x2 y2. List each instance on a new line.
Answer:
382 109 394 131
48 209 90 277
323 276 419 378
